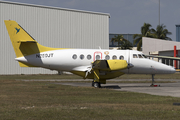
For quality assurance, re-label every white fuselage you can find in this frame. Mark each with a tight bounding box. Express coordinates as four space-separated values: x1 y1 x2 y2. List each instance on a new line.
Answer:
16 49 176 74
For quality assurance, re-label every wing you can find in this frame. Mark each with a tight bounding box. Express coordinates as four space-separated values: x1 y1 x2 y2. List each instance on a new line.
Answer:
71 59 130 80
146 55 180 60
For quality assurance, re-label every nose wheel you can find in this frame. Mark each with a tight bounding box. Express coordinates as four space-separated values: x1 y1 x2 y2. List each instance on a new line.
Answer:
150 74 160 87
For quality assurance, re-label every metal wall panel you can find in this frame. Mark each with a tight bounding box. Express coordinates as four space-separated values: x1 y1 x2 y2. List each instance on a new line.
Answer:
142 37 180 55
0 1 109 74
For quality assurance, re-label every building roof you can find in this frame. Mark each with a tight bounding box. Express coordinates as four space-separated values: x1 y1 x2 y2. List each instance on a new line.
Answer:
0 0 110 17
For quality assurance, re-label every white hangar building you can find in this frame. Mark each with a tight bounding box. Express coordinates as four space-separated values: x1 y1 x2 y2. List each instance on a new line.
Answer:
0 1 110 74
142 37 180 69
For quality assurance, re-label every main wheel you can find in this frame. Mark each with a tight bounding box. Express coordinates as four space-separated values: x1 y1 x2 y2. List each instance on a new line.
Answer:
94 82 101 88
92 81 94 87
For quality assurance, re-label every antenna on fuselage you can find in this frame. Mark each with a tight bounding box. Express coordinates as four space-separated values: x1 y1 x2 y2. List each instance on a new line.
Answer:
98 46 101 50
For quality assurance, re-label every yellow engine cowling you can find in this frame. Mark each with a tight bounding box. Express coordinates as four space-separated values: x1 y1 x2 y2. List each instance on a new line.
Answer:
107 60 128 71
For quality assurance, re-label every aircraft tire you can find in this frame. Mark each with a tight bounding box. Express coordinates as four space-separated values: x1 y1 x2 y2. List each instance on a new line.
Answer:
94 82 100 88
92 81 94 87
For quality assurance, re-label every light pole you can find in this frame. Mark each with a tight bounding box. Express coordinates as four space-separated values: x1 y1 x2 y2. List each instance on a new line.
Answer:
159 0 160 25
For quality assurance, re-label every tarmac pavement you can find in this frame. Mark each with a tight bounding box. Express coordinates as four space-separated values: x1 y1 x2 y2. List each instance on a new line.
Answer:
55 79 180 98
21 79 180 97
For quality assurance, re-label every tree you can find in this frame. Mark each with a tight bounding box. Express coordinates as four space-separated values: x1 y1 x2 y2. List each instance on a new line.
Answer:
119 39 133 50
111 34 133 50
133 23 152 51
151 24 172 40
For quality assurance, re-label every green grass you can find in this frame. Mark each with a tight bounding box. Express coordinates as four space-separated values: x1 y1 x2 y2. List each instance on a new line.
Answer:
0 78 180 120
0 74 82 80
0 74 180 119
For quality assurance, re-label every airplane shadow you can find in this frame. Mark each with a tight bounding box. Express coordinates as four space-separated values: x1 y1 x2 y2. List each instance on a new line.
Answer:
101 84 163 89
101 85 121 89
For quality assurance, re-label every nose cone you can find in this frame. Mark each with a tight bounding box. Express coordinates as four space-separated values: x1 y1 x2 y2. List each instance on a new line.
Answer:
153 62 176 74
170 66 176 74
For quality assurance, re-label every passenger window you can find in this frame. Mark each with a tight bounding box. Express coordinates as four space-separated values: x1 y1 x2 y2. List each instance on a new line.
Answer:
105 55 110 60
133 54 138 58
138 54 143 58
96 55 100 60
87 55 91 60
142 54 147 58
112 55 117 59
80 54 84 60
119 55 124 60
72 54 77 59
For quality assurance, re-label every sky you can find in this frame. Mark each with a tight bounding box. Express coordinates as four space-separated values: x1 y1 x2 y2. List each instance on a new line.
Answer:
3 0 180 41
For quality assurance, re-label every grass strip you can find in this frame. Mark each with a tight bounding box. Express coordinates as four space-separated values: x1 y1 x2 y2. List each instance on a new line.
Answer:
0 79 180 120
1 72 180 80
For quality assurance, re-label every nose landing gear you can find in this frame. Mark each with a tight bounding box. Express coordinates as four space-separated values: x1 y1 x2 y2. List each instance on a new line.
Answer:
150 74 155 86
150 74 160 87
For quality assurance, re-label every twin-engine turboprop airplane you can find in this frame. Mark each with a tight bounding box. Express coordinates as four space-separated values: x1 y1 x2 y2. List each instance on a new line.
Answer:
4 20 176 88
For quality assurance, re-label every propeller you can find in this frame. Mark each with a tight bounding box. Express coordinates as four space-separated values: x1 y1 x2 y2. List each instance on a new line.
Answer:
127 63 134 69
85 66 92 79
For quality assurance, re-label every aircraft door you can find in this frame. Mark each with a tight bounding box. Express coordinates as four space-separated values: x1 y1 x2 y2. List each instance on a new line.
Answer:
128 50 133 73
129 50 132 64
126 50 130 64
94 51 102 61
123 50 130 63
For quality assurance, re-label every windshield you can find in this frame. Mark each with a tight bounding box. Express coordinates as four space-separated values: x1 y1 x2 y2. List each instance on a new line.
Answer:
133 54 147 59
133 54 138 58
138 54 143 58
142 54 147 58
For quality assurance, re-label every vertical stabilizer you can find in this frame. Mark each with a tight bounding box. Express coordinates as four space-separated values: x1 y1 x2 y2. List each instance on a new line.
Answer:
4 20 63 58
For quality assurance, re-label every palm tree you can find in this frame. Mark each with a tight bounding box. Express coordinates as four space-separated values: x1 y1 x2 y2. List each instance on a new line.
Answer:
111 34 132 50
133 23 152 51
151 24 172 40
111 34 124 47
119 39 133 50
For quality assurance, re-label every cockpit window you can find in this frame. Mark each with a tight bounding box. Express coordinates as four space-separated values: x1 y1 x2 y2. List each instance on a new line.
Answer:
138 54 143 58
142 54 147 58
133 54 138 58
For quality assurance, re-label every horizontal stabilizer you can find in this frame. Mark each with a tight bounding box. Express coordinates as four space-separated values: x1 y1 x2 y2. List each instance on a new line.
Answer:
18 62 37 67
17 40 37 43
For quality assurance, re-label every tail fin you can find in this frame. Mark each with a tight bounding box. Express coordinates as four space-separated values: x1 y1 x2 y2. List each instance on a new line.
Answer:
4 20 61 58
4 20 64 67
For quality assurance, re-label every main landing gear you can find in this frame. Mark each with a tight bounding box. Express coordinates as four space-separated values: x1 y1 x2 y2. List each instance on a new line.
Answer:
91 69 102 88
92 81 101 88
